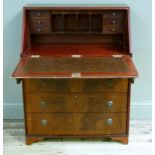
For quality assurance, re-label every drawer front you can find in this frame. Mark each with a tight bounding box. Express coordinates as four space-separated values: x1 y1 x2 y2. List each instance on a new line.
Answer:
30 26 51 34
29 18 50 27
25 93 127 113
103 11 124 18
29 11 50 18
24 79 128 93
103 26 123 34
27 113 127 135
103 18 123 26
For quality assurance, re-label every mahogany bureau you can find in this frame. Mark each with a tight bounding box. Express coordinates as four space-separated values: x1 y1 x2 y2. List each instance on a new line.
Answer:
12 5 138 145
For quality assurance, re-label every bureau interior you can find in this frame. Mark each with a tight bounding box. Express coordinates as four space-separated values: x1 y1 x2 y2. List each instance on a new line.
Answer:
25 9 130 56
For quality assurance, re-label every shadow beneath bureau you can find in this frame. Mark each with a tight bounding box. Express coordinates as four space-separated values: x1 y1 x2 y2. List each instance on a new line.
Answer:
26 136 128 145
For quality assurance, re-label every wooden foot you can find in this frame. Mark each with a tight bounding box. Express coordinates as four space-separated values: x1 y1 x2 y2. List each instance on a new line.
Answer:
111 137 128 144
26 137 44 145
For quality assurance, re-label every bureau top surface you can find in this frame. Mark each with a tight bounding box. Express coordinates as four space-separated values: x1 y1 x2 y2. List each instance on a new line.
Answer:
24 5 129 10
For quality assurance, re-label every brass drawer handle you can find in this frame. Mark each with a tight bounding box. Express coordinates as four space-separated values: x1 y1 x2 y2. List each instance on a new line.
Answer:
39 80 47 87
41 119 48 126
106 118 113 126
105 79 114 87
107 101 113 108
40 101 48 108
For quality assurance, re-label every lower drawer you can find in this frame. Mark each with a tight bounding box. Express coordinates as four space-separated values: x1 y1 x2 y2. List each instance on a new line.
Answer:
26 113 127 135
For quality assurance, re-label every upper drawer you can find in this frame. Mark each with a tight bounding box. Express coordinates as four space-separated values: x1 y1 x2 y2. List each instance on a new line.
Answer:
29 11 50 18
24 79 128 93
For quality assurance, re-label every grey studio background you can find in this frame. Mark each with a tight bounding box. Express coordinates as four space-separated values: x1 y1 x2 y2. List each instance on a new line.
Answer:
3 0 152 119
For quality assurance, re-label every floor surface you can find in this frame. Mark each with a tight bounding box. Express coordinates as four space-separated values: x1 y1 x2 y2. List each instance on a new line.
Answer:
3 120 152 155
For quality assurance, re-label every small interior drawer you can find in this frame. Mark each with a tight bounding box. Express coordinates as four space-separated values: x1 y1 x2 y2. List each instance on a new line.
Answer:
29 11 50 18
103 26 124 34
29 18 50 27
30 26 51 34
103 18 124 26
103 11 124 18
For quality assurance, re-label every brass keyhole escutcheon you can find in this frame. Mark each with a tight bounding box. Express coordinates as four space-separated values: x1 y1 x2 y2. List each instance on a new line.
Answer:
40 101 48 108
74 95 78 98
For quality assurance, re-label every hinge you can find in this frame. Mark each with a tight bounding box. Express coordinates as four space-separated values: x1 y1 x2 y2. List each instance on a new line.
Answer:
71 73 81 78
72 55 81 58
112 55 123 58
30 55 40 58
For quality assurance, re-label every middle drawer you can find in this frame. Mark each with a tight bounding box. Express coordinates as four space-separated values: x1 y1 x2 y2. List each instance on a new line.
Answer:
25 93 127 113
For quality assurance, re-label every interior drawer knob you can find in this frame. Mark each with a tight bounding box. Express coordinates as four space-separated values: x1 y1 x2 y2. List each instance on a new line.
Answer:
112 20 116 24
105 79 114 87
37 28 41 32
40 101 48 108
111 28 116 32
37 21 41 24
107 101 113 108
112 12 116 16
37 12 41 16
74 95 78 98
39 80 47 87
41 119 48 126
106 118 113 126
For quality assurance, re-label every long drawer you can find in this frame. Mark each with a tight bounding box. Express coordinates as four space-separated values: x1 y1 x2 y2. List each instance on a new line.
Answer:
24 79 128 93
25 93 127 113
27 113 127 135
